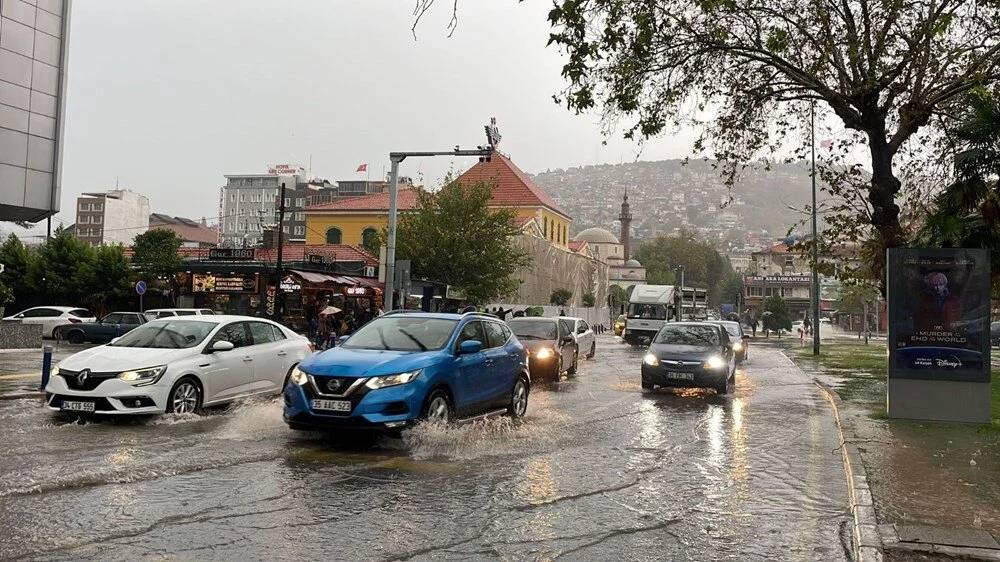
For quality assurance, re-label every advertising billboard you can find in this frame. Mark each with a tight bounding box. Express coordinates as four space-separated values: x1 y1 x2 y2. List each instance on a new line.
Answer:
192 273 257 293
887 248 991 383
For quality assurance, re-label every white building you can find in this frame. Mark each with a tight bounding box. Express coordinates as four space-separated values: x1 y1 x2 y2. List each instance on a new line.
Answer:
75 189 150 245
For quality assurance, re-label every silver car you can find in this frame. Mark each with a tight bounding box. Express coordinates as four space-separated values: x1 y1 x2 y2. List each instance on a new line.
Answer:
559 316 596 359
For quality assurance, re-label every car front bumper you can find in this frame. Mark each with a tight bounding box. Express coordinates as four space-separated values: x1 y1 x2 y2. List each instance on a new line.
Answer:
283 379 424 431
44 375 168 414
527 357 561 379
641 363 728 389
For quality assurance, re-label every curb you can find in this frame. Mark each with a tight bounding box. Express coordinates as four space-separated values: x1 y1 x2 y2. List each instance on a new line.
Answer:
814 379 884 562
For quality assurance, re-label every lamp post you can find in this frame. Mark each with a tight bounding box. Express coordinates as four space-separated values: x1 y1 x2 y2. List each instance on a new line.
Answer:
674 265 685 321
810 102 821 356
383 129 499 311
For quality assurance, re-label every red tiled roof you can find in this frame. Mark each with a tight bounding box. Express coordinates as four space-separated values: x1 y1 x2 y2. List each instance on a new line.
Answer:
149 215 219 246
456 153 570 219
125 244 378 267
568 240 588 253
512 216 534 227
306 189 420 212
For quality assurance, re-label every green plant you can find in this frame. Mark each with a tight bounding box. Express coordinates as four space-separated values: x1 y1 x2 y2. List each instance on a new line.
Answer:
582 292 595 307
550 288 573 306
525 306 545 317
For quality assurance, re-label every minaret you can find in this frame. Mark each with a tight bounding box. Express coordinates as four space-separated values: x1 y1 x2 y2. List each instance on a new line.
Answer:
619 188 633 261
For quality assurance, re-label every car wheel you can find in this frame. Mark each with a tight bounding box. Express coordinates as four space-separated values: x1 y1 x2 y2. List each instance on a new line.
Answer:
422 390 451 423
507 377 529 418
715 377 730 395
567 351 579 375
167 378 202 414
587 342 596 359
66 330 85 345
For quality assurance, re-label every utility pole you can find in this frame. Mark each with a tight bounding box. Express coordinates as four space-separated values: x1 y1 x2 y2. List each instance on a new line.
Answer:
810 102 821 356
675 266 685 321
274 181 287 321
383 121 500 311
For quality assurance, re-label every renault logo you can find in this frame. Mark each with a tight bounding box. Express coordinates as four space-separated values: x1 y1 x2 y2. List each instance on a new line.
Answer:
325 379 342 393
77 369 90 386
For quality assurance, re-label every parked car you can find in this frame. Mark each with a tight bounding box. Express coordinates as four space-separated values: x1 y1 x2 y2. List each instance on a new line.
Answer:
559 316 596 359
992 321 1000 347
56 312 147 344
640 322 736 394
708 320 748 364
2 306 96 338
143 308 216 321
44 315 311 415
283 311 530 433
508 317 579 379
613 314 626 336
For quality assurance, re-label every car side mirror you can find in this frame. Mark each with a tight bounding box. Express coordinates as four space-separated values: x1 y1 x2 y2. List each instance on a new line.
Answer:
459 340 483 354
110 337 120 344
338 335 350 344
562 335 575 344
208 340 234 353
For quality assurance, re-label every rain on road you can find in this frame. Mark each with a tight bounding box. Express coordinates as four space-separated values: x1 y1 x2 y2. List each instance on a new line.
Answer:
0 337 850 561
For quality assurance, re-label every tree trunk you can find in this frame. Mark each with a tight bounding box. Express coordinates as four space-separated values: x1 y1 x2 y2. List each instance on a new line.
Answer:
867 130 906 294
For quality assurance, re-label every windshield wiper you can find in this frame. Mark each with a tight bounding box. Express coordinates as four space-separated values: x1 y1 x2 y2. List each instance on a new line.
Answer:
398 328 427 351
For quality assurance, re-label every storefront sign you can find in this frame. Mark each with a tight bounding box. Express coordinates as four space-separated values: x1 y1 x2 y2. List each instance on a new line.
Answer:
745 275 811 284
307 254 325 265
265 285 276 316
192 273 257 293
208 248 255 261
279 275 301 292
888 248 991 383
346 286 367 296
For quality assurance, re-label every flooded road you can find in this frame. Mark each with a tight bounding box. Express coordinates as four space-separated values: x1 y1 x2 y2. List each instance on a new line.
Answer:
0 337 850 560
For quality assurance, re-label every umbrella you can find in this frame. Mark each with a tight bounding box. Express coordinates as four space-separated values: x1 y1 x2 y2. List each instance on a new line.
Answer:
319 306 342 316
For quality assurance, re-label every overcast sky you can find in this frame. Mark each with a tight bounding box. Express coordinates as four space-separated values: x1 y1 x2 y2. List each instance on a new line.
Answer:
38 0 698 231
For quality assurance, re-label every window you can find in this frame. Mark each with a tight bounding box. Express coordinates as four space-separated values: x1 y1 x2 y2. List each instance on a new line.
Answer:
456 321 486 348
483 321 508 348
282 225 289 233
78 202 89 211
543 217 548 238
175 310 197 316
325 227 342 244
284 198 291 207
747 286 763 297
21 308 60 318
558 318 574 337
92 216 102 224
294 212 305 221
93 204 103 211
270 325 287 341
249 321 278 345
102 313 122 324
578 321 590 334
784 256 794 268
295 197 305 207
211 322 251 348
362 227 378 251
69 309 93 318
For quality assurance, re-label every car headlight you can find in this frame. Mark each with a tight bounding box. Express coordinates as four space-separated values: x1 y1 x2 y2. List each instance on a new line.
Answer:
365 370 421 390
118 365 166 386
534 347 554 360
289 366 309 386
732 342 744 352
643 353 660 366
51 366 60 377
703 355 726 370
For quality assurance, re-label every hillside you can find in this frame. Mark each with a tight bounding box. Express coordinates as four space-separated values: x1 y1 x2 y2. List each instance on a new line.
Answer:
531 159 826 248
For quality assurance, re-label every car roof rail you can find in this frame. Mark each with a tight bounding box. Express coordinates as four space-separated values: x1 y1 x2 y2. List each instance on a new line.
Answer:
381 309 424 316
461 311 499 318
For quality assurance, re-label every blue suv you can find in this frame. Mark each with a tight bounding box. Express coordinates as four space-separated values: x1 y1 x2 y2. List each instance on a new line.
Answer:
284 311 530 432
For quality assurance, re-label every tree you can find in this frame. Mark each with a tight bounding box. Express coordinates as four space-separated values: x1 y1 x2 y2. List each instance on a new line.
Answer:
27 227 96 306
762 295 792 336
634 233 735 305
582 292 596 307
132 229 182 280
0 233 35 310
394 178 531 304
550 288 573 306
546 0 1000 279
917 87 1000 284
608 284 629 313
88 245 134 314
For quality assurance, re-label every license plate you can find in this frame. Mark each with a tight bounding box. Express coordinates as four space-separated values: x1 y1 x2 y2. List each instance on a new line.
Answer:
61 400 95 412
666 371 695 381
311 399 351 412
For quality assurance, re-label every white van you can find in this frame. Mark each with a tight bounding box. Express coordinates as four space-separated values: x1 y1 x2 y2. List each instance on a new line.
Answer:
623 284 709 345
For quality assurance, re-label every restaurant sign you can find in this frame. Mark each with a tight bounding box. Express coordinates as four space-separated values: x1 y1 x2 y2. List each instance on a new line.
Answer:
208 248 255 261
279 275 301 292
192 273 257 293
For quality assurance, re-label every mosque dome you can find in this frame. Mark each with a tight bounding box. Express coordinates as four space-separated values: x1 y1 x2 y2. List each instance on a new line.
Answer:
575 227 620 244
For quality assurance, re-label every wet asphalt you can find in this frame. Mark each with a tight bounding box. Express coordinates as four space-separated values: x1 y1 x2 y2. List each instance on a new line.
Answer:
0 336 850 561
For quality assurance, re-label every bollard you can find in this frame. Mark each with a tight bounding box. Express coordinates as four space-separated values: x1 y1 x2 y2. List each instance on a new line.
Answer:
40 344 53 391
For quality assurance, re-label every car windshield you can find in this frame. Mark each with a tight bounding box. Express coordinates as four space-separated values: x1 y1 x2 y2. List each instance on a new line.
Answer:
509 320 558 340
654 325 721 346
342 317 458 351
629 303 667 320
109 320 217 349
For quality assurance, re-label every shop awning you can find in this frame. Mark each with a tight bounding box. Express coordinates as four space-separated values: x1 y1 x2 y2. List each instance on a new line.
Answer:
289 270 338 284
288 270 382 289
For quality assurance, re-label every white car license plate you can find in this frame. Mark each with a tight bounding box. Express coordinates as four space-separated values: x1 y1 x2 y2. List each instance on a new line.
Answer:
61 400 95 412
666 371 695 381
311 399 351 412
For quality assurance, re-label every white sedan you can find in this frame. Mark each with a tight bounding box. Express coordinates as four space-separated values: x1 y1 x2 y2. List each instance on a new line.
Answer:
3 306 96 338
44 315 312 415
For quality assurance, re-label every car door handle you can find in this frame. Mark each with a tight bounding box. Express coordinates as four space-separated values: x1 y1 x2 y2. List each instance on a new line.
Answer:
243 356 253 362
277 350 287 356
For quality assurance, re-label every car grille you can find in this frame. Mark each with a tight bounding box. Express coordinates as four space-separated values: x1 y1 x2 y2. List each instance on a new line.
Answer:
304 376 371 415
58 369 119 391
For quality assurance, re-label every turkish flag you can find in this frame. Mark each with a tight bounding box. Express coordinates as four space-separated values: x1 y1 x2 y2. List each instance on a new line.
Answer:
356 163 368 173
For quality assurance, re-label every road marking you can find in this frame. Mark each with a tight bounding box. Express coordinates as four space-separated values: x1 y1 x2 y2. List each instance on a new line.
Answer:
0 373 38 380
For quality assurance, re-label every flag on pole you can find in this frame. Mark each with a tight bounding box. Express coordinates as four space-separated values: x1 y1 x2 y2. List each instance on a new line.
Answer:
356 163 368 173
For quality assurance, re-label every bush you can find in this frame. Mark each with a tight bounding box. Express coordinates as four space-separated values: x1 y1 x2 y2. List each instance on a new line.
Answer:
550 288 573 306
582 292 596 307
525 306 545 317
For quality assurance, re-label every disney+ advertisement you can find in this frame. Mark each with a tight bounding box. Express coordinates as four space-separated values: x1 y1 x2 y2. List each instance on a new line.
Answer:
888 248 991 382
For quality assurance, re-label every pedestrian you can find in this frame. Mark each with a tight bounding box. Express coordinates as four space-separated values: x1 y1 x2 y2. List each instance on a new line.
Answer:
460 305 477 314
559 308 566 316
513 309 525 318
803 315 813 337
750 318 758 338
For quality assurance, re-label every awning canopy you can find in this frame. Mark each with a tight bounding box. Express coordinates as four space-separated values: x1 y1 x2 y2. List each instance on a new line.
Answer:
288 270 382 290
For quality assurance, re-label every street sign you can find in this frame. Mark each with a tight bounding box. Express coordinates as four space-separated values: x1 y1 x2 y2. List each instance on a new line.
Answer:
135 281 147 295
208 248 255 260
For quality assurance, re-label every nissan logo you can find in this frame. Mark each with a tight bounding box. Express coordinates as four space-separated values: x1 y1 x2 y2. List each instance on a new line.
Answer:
326 379 342 393
77 369 90 386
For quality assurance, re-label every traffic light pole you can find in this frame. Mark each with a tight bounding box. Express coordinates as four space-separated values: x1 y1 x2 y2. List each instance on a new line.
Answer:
383 147 493 312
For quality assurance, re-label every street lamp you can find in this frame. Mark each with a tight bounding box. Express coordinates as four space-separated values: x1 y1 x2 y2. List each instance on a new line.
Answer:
674 265 685 321
383 121 500 311
809 102 821 356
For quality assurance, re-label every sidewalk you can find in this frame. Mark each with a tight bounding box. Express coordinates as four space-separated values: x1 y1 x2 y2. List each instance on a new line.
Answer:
782 340 1000 561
